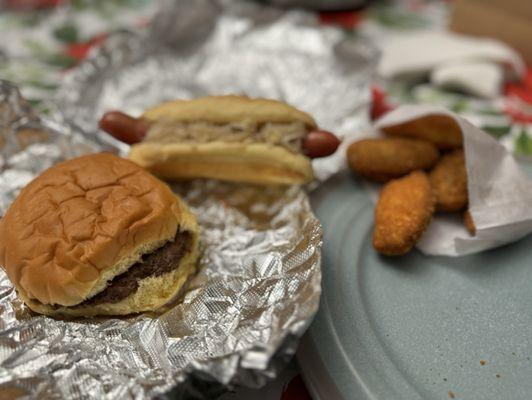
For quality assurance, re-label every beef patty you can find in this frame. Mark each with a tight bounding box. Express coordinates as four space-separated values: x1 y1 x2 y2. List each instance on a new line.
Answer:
81 231 192 306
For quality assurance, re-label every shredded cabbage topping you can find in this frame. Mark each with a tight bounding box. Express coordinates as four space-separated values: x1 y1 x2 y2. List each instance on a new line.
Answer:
144 120 307 153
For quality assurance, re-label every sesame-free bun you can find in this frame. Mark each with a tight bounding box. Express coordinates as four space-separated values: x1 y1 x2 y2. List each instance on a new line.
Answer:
0 153 199 316
141 95 317 128
18 255 198 317
131 96 316 185
129 142 314 185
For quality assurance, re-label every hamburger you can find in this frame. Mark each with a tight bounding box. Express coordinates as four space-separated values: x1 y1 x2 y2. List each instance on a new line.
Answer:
0 153 200 317
99 95 341 185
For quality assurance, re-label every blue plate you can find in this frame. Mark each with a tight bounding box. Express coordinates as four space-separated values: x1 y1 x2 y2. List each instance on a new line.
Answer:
298 170 532 400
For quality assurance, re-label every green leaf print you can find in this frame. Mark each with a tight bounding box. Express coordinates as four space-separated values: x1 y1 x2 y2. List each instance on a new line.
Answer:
26 80 59 90
45 54 78 68
71 0 149 12
515 130 532 156
22 99 52 116
450 99 468 114
24 39 51 59
484 125 511 139
71 0 89 10
478 109 504 117
53 24 79 43
368 5 429 30
24 40 77 68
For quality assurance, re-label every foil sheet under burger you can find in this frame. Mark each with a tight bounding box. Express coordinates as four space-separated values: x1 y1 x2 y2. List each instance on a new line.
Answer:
0 0 375 398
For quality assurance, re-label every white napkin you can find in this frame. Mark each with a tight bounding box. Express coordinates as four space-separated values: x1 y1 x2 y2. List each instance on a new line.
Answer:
431 60 503 99
377 31 524 98
373 105 532 256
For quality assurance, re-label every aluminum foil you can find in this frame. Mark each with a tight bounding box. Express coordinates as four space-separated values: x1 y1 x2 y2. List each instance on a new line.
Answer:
57 0 377 181
0 0 375 398
0 80 322 399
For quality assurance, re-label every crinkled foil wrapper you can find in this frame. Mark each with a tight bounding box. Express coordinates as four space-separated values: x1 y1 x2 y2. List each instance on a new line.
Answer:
0 1 375 399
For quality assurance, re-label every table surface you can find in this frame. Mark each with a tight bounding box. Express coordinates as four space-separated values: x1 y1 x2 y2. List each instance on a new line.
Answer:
1 1 531 399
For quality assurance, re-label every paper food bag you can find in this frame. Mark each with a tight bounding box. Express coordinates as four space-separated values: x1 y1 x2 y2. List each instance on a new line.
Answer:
373 105 532 256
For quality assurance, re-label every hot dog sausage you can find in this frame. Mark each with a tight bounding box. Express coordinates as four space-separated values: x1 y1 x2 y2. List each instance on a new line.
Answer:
99 112 340 158
302 130 341 158
99 111 149 144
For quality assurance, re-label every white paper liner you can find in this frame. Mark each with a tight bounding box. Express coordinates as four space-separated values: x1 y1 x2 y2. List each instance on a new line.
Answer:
374 105 532 256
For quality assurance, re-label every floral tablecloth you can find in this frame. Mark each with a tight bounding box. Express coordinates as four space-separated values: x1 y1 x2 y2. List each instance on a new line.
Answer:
1 0 532 399
2 0 531 159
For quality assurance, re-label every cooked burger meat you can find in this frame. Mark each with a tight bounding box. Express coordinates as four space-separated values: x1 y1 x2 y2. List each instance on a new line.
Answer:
82 231 192 306
144 120 307 153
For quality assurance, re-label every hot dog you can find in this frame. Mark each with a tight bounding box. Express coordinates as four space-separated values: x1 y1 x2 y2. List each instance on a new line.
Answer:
99 111 340 158
97 96 339 185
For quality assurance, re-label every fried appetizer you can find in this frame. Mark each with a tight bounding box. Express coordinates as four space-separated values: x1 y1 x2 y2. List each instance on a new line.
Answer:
381 114 462 150
430 149 468 212
464 210 476 236
373 171 435 256
347 138 439 182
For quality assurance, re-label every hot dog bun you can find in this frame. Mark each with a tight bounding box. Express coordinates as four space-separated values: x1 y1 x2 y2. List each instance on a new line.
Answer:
130 96 316 185
0 153 200 317
129 142 314 185
141 95 317 128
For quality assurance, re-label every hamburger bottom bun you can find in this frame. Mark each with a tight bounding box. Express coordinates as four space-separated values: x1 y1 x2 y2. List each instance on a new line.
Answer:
18 256 198 317
129 142 314 185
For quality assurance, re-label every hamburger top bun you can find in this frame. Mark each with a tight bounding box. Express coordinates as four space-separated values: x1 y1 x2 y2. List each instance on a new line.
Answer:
141 95 317 129
0 153 184 307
